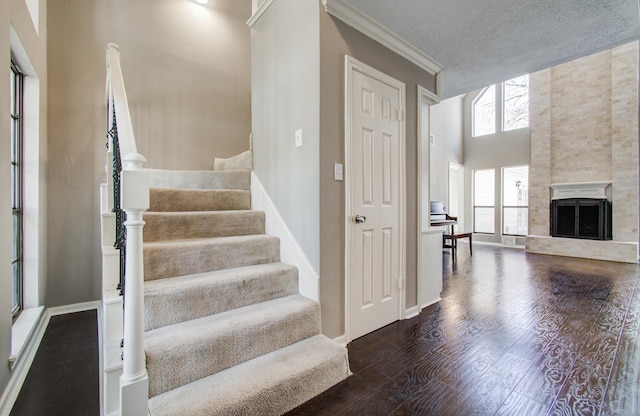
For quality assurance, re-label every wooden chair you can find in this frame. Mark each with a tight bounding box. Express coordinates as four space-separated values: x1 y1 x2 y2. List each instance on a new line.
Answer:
441 215 473 258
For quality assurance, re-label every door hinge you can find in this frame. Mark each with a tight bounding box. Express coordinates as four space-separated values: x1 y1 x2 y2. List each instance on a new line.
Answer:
398 110 404 121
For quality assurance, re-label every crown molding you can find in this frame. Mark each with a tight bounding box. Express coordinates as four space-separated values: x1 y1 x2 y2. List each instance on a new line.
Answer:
247 0 275 28
322 0 442 76
419 84 440 105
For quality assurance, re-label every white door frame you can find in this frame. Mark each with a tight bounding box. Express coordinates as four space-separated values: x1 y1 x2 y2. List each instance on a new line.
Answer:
416 85 440 311
344 56 406 343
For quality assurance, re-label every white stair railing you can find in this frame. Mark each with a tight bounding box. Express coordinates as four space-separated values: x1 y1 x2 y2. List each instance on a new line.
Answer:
105 43 150 416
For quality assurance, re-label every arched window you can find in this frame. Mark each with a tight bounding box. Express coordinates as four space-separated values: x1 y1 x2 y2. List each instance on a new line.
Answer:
473 85 495 137
472 75 529 137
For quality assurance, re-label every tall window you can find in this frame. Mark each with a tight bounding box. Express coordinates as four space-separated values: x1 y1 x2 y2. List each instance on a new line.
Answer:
502 166 529 235
474 169 495 233
503 75 529 131
473 85 495 137
473 75 529 137
10 60 24 319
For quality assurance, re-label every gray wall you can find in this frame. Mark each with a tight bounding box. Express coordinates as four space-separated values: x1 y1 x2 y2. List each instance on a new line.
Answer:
319 8 437 337
47 0 251 307
1 0 48 397
429 96 464 206
251 0 321 270
463 87 531 244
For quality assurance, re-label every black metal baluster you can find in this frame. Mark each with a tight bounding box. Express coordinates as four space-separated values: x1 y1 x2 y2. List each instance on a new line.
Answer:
107 103 126 297
107 100 127 358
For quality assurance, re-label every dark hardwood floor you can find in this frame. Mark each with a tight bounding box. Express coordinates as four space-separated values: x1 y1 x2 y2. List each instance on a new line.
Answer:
288 245 640 415
9 246 640 415
9 310 99 416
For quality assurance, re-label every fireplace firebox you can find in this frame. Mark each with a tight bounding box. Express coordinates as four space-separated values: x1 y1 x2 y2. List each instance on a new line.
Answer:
551 198 612 240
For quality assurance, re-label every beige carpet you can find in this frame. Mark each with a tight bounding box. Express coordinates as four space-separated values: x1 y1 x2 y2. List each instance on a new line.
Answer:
143 169 350 416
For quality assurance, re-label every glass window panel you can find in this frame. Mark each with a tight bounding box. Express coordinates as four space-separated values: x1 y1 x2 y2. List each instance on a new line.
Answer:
503 207 529 235
503 166 529 206
474 207 495 233
473 85 495 137
503 75 529 131
10 60 23 318
12 262 20 312
474 169 495 206
474 169 495 233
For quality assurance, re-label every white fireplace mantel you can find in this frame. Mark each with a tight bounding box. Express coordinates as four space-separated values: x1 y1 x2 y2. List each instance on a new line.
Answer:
550 181 612 200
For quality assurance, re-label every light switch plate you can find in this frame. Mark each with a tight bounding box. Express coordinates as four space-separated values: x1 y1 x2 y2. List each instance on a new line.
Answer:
334 163 343 181
295 129 303 147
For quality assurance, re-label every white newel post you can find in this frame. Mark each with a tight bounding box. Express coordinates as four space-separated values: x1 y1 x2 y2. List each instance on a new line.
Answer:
120 153 150 416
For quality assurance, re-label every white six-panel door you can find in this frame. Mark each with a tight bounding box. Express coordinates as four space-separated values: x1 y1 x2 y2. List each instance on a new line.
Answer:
346 57 405 341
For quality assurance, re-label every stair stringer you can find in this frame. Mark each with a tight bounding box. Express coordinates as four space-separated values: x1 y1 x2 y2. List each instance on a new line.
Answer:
250 171 319 302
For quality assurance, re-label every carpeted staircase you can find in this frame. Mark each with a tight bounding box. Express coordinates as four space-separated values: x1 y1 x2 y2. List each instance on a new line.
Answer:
142 169 350 416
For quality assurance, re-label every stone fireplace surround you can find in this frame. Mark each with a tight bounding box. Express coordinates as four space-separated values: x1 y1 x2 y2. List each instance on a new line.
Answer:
525 42 639 264
550 181 612 240
527 179 635 263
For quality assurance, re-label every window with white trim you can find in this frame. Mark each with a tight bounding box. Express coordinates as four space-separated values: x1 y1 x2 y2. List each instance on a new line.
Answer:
473 169 495 234
503 75 529 131
473 85 495 137
502 166 529 236
10 59 24 319
472 75 529 137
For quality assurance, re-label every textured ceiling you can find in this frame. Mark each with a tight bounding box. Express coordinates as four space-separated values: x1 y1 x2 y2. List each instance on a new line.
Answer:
343 0 640 98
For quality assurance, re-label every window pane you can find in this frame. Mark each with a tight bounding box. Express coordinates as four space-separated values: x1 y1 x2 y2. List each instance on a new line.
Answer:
473 85 495 137
474 169 495 233
474 207 495 233
503 166 529 206
12 262 20 312
474 169 494 206
10 61 23 318
503 75 529 131
503 207 528 235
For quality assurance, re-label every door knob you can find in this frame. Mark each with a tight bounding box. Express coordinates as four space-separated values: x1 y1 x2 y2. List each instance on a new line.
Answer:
355 215 367 224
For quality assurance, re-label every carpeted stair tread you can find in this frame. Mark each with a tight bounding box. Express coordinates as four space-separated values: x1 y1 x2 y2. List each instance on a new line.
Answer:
147 169 250 190
144 234 280 281
145 294 321 397
143 210 265 242
149 188 250 212
144 262 298 331
148 334 350 416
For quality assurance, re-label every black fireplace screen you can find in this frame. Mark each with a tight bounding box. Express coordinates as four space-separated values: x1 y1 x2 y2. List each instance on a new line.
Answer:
551 198 612 240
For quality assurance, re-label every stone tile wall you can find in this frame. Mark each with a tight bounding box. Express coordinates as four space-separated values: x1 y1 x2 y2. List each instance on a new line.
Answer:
526 41 639 263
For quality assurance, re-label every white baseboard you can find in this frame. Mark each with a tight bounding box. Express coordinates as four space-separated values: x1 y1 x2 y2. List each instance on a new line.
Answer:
471 240 525 249
332 334 348 346
0 301 101 416
49 300 100 316
422 297 442 310
405 305 420 319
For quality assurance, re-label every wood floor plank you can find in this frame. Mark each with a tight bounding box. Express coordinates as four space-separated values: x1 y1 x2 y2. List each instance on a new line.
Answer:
10 310 99 416
290 246 640 415
11 246 640 416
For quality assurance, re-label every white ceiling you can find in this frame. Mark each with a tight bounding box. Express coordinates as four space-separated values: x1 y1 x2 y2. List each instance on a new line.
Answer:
343 0 640 98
